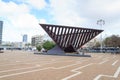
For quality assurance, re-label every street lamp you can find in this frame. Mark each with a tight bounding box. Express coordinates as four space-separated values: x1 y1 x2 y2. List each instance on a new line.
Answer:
97 19 105 53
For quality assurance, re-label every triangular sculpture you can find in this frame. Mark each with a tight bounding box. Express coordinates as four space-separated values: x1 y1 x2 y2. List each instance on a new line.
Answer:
40 24 103 53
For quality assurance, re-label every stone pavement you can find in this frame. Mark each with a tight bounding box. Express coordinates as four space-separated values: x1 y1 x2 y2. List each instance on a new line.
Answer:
0 50 120 80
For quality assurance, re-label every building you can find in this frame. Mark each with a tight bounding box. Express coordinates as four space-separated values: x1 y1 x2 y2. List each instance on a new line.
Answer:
22 34 27 43
31 35 43 46
0 21 3 45
1 41 23 50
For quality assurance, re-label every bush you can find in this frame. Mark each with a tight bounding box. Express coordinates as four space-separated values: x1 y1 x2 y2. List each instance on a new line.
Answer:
42 41 55 50
36 45 42 51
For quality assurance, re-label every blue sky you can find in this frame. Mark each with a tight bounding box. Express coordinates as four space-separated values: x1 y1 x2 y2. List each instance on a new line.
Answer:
0 0 120 42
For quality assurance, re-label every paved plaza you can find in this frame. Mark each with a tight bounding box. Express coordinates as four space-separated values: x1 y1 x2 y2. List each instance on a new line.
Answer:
0 50 120 80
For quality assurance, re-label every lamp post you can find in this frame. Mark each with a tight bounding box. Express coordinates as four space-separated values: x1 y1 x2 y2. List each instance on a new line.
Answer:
97 19 105 53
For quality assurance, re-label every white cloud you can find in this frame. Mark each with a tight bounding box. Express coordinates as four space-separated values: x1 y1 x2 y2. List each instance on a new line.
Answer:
78 0 120 18
0 0 120 42
39 19 47 24
49 0 85 26
0 1 29 16
49 0 120 35
0 0 46 42
11 14 38 29
17 0 47 10
28 0 47 9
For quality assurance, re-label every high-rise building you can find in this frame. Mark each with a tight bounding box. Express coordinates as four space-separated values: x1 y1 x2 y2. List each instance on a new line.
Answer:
22 34 27 43
0 21 3 45
31 35 43 46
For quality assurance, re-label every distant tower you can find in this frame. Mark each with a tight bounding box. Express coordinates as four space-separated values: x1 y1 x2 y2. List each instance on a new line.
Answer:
22 34 27 43
0 21 3 45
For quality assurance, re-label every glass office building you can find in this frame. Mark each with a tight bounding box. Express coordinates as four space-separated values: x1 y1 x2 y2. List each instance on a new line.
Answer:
23 34 27 43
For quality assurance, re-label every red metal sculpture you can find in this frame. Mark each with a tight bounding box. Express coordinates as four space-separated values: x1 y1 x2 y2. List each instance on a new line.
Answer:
40 24 103 53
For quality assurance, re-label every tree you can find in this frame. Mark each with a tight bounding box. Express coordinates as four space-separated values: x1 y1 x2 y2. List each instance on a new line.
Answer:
104 35 120 47
42 40 56 50
94 41 101 47
25 43 31 46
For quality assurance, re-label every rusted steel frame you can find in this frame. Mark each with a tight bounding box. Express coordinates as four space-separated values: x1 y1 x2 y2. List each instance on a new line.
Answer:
43 26 57 44
79 30 86 47
51 27 55 38
40 23 101 31
68 28 74 46
45 26 59 45
51 26 58 44
63 28 69 47
40 24 103 52
82 31 97 46
79 31 87 47
61 28 67 48
82 30 91 45
66 33 71 47
76 30 82 48
64 28 71 47
66 28 72 47
89 31 93 39
84 30 90 43
95 30 100 36
70 28 76 46
85 30 92 43
80 30 89 48
90 31 96 39
44 26 51 37
48 26 51 34
59 27 64 47
57 28 61 43
53 26 57 41
72 29 80 48
53 26 56 38
50 26 53 37
45 26 49 33
96 31 100 35
56 27 60 43
93 31 100 38
74 29 81 48
71 28 77 46
59 28 64 47
81 30 95 46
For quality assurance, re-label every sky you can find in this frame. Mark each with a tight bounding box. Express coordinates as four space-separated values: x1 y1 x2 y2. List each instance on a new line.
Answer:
0 0 120 42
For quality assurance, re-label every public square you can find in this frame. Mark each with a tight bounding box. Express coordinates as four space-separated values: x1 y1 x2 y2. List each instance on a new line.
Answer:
0 50 120 80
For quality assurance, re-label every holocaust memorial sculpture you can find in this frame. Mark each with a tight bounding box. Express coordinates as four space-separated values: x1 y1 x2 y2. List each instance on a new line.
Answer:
40 24 103 55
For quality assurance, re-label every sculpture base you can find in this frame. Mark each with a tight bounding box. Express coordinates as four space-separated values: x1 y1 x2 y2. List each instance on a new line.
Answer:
46 45 91 57
47 45 65 55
